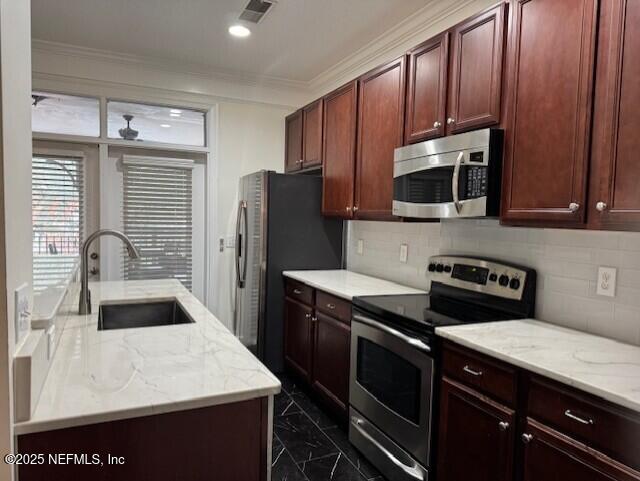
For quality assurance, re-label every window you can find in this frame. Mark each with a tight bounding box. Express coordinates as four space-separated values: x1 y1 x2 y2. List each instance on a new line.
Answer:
108 101 206 146
32 92 100 137
121 156 193 290
32 155 84 291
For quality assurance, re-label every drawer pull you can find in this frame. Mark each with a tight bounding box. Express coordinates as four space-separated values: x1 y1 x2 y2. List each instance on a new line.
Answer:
326 303 336 310
564 410 594 426
498 421 509 432
522 433 533 444
293 288 303 295
463 365 483 377
305 313 312 319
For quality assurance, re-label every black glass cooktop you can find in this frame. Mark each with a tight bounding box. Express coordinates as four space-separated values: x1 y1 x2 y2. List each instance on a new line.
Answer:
352 293 515 333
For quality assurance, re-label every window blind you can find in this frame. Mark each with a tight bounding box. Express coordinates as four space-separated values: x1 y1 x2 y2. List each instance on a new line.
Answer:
32 156 84 291
122 156 193 290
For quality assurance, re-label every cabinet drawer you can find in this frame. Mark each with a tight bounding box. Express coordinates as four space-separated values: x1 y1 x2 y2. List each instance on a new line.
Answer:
285 279 314 305
315 291 351 324
442 343 517 406
527 375 640 471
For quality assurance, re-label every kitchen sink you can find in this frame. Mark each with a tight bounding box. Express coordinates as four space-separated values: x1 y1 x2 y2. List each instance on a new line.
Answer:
98 300 194 331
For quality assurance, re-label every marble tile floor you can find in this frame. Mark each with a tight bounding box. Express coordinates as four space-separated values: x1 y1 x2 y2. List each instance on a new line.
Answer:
272 373 386 481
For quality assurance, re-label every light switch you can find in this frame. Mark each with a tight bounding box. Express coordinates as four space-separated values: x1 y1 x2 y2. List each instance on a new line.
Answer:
596 266 617 297
14 283 30 345
400 244 408 263
357 239 364 255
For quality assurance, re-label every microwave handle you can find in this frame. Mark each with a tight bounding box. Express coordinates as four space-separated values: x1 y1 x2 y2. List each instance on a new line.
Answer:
353 314 431 353
452 151 464 214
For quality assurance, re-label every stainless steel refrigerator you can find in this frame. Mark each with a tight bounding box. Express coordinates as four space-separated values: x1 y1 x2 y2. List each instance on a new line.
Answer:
233 171 344 373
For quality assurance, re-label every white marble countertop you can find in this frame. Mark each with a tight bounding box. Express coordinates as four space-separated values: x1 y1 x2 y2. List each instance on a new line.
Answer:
436 319 640 413
282 269 426 300
15 279 280 435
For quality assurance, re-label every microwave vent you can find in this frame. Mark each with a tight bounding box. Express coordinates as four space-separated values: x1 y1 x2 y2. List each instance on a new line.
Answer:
239 0 276 23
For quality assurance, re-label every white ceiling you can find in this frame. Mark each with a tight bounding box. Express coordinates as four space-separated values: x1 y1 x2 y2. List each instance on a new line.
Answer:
30 0 428 83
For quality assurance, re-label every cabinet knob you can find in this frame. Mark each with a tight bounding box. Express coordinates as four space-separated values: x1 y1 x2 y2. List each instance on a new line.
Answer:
596 201 607 212
433 121 442 128
353 206 359 212
447 117 455 125
569 202 580 212
298 159 303 164
522 433 533 444
311 316 318 322
346 206 352 212
498 421 510 432
326 303 336 310
305 313 312 319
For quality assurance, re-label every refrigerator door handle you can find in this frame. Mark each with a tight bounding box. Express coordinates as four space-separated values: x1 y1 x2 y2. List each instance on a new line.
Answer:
235 200 248 288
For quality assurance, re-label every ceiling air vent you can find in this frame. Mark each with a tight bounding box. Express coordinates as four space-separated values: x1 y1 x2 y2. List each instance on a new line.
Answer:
239 0 276 23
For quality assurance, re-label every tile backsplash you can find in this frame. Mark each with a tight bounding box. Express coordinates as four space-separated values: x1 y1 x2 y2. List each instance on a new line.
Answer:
346 219 640 346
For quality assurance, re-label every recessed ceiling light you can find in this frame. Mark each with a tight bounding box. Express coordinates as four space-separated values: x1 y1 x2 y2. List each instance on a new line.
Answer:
160 124 171 128
170 113 181 117
229 25 251 38
170 109 182 114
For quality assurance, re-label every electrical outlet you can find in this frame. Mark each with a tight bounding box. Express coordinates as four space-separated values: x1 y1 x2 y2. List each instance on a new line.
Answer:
597 266 617 297
14 283 30 345
399 244 408 263
357 239 364 255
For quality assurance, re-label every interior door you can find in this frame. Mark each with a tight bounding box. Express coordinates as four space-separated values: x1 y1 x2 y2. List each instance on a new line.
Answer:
501 0 598 226
588 0 640 230
404 33 449 143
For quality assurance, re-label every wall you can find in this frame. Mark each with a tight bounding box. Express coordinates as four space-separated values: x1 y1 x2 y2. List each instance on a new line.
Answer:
347 219 640 346
1 0 33 477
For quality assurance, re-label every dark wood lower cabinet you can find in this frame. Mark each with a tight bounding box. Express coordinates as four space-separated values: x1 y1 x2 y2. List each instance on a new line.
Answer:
283 297 313 381
437 377 515 481
18 398 268 481
311 311 351 416
522 419 640 481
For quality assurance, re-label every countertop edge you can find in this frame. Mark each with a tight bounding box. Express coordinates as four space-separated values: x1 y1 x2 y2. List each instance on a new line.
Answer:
282 271 354 300
435 328 640 414
15 384 280 436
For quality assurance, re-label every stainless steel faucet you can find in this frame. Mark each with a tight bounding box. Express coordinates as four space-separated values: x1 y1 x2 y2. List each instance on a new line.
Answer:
79 229 140 314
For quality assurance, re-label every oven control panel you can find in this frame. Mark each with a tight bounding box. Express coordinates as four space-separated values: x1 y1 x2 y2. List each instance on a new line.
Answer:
427 255 531 301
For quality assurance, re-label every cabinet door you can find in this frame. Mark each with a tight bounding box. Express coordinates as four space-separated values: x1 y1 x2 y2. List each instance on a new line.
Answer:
284 298 312 381
588 0 640 230
404 33 449 143
501 0 598 226
311 312 350 417
302 99 323 169
322 81 357 218
522 419 640 481
447 3 505 134
355 57 405 220
437 378 515 481
285 110 303 173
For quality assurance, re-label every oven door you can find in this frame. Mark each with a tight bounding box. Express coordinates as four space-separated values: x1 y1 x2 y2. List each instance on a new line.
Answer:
393 148 489 218
350 312 434 466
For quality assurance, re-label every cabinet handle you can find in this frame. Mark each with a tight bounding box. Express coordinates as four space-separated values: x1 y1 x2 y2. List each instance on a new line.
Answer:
346 206 352 212
498 421 510 432
433 121 442 128
447 117 455 125
522 433 533 444
463 365 483 377
353 206 359 212
569 202 580 212
305 313 312 319
298 159 303 164
596 201 607 212
311 317 318 322
326 303 336 310
564 410 594 426
293 288 302 295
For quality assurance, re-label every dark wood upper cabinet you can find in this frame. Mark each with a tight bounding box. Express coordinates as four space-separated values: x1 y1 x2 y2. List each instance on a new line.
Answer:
302 99 323 169
322 81 358 218
522 419 640 481
284 110 303 173
311 311 350 418
588 0 640 231
283 297 312 381
501 0 598 226
355 57 405 220
437 377 515 481
405 33 449 143
447 3 506 134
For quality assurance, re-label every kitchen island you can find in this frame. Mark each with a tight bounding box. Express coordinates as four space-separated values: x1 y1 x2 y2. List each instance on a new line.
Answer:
15 279 280 481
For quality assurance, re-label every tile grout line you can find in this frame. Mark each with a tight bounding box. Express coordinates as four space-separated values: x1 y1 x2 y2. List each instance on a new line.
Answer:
272 431 312 481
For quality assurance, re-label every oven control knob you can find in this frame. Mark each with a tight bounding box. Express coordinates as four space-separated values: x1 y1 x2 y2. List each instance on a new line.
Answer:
489 273 498 282
428 263 436 272
436 264 444 273
509 278 521 290
498 274 510 287
444 265 452 273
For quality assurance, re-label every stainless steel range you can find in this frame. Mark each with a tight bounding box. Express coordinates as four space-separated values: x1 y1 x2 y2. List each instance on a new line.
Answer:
349 255 537 481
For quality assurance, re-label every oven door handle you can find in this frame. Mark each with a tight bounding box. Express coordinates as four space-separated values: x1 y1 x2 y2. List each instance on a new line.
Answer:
351 416 427 481
353 314 431 353
452 151 464 214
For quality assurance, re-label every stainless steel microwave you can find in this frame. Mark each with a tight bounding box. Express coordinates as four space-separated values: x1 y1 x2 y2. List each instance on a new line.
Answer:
392 128 503 219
